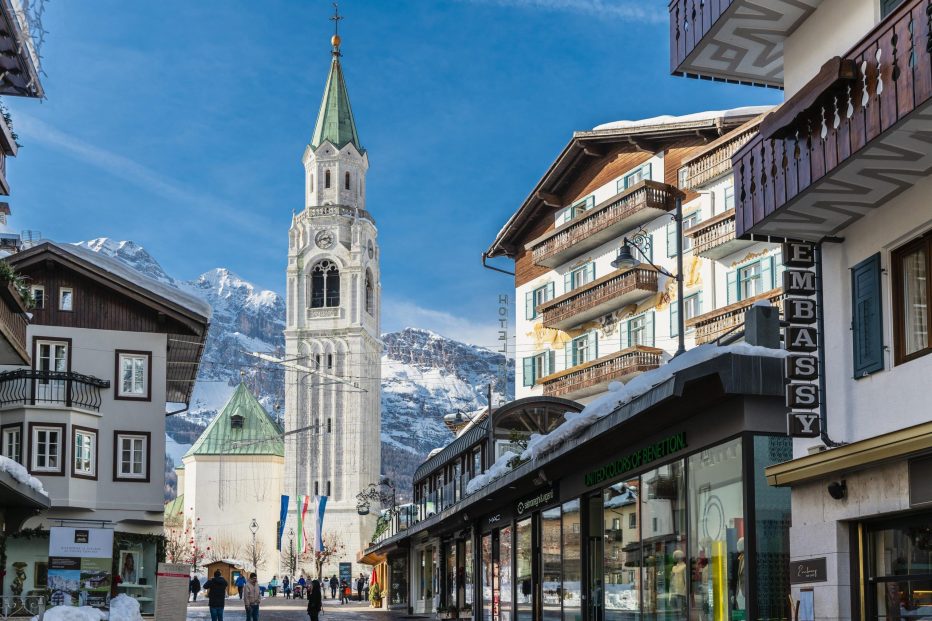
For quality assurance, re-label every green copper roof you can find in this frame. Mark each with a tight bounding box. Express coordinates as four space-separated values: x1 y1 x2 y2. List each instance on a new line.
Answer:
184 384 284 458
164 494 184 526
310 54 363 152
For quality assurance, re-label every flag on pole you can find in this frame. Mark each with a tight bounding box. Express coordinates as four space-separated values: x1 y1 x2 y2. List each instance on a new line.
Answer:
311 495 328 552
296 495 305 554
277 495 289 551
300 495 311 554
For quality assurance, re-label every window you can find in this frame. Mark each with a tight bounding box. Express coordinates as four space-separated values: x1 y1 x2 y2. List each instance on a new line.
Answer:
524 282 555 320
881 0 907 18
116 351 150 399
892 233 932 364
30 424 64 474
629 512 637 529
59 287 73 311
852 253 885 376
670 293 702 337
667 211 702 256
726 257 776 304
864 514 932 619
114 432 149 481
723 185 735 211
566 332 597 367
678 167 689 189
34 339 69 404
365 270 375 315
327 418 331 433
560 196 594 224
315 481 319 495
344 171 351 190
31 285 44 309
618 163 652 192
565 263 595 292
522 350 555 386
308 259 340 308
72 427 97 479
325 169 331 188
622 312 655 348
326 481 331 496
2 424 22 464
326 354 333 370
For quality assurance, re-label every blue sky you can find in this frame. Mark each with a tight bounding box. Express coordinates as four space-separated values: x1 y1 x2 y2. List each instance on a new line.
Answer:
7 0 779 347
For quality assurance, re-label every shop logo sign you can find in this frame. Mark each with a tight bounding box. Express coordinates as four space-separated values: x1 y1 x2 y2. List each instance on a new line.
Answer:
783 242 821 438
789 557 827 584
584 432 687 487
515 484 557 516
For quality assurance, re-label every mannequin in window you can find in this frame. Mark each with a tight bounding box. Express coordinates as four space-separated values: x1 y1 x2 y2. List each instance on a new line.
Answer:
729 537 745 611
670 549 687 617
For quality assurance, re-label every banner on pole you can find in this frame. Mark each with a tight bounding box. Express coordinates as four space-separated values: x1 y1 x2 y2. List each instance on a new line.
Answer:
312 495 328 552
277 495 289 551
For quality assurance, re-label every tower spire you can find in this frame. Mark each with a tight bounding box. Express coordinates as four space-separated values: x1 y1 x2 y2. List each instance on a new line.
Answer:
310 3 362 152
330 2 343 57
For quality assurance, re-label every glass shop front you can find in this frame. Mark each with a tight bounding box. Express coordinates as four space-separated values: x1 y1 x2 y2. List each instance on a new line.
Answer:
472 434 793 621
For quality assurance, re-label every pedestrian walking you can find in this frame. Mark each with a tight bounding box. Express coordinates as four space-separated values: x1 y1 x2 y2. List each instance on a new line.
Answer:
298 575 307 599
283 576 291 599
189 575 202 602
307 579 323 621
340 579 349 604
235 573 247 599
269 575 279 597
329 575 338 599
204 570 228 621
243 573 261 621
356 575 364 602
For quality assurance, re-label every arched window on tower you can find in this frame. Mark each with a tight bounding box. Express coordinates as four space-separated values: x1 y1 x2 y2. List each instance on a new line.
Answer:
308 259 340 308
365 270 375 316
325 169 331 189
345 171 351 190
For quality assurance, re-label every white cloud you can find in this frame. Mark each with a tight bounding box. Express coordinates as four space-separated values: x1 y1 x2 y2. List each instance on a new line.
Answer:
456 0 665 22
382 296 513 353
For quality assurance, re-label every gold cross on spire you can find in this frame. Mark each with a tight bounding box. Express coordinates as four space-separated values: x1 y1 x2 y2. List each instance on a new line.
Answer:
330 2 343 56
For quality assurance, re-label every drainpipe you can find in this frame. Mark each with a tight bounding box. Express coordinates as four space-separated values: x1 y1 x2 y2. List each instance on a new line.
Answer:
481 253 515 277
815 241 844 448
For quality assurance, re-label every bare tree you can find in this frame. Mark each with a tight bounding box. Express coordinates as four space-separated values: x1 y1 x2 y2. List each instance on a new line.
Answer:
281 538 297 577
313 532 345 581
207 535 243 564
245 536 267 574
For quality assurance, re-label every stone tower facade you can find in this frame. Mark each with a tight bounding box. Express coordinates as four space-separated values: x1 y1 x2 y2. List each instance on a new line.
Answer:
284 35 380 571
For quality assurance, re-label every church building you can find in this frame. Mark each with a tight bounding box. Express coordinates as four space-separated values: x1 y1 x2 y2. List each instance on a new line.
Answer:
283 24 382 573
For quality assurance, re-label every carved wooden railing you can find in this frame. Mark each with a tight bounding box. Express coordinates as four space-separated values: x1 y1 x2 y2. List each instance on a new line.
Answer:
686 288 784 345
669 0 734 76
684 209 737 257
531 181 679 267
541 346 663 398
733 0 932 237
680 124 760 190
0 280 28 364
538 268 658 330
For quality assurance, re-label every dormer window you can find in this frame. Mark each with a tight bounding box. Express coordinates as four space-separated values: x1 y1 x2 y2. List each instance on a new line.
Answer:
31 285 44 309
230 414 244 429
59 287 73 311
325 170 331 189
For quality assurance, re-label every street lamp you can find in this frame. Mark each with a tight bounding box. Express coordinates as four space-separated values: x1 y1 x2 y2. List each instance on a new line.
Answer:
249 519 259 573
288 528 296 576
612 196 686 356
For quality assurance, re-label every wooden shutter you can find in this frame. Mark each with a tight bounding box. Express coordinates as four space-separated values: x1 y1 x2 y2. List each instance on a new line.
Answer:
644 312 655 347
546 350 555 376
546 282 555 302
762 256 775 290
642 163 653 181
564 271 573 293
525 291 535 320
670 302 679 338
522 357 535 387
851 253 884 378
565 341 574 369
620 319 630 350
587 262 596 283
726 270 738 304
667 222 678 258
591 331 599 359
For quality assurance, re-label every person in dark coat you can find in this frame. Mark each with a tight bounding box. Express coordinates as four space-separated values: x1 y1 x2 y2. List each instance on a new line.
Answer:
189 575 202 602
204 570 228 621
307 579 323 621
329 575 338 599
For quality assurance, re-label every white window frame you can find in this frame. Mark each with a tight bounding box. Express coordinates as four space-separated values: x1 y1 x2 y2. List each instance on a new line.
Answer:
569 264 595 290
117 352 149 399
2 425 22 464
618 163 652 192
629 315 649 346
723 185 735 211
73 428 96 478
115 433 148 481
30 425 63 474
574 334 593 365
31 285 45 309
59 287 74 311
738 262 764 300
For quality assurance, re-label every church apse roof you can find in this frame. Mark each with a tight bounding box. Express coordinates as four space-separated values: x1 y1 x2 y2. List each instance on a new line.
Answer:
184 383 284 458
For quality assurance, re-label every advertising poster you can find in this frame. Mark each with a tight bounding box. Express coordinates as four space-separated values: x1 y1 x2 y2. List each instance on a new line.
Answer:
48 527 114 608
339 562 352 589
155 562 192 621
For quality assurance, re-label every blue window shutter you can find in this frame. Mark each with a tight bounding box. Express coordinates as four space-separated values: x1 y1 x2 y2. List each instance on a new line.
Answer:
592 331 599 359
564 271 573 293
852 253 884 378
620 320 630 350
617 179 625 194
762 256 775 291
586 195 595 209
587 262 596 283
565 340 574 368
546 282 555 301
522 357 535 387
547 350 555 376
525 291 535 320
643 163 652 181
667 222 678 258
727 270 738 304
645 312 655 347
670 302 679 338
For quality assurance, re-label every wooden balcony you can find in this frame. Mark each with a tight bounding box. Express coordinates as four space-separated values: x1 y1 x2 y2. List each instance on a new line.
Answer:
540 346 663 400
529 181 681 268
683 209 754 260
0 280 28 365
733 0 932 240
668 0 818 88
679 120 761 191
686 288 784 345
538 267 658 331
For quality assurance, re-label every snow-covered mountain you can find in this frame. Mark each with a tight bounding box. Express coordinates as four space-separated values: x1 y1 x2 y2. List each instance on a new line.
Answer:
75 239 513 500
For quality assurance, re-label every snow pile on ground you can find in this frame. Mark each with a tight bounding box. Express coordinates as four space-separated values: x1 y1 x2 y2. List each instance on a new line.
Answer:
465 451 520 495
34 606 106 621
0 454 47 495
592 106 772 131
108 594 142 621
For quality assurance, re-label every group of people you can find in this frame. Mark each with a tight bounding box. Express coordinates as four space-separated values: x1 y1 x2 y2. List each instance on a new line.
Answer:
191 569 263 621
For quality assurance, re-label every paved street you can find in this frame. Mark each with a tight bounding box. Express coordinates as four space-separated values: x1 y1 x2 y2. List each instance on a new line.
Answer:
185 596 407 621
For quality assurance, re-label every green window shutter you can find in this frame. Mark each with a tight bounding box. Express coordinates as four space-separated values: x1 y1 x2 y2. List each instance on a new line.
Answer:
591 331 599 359
726 270 738 304
525 291 535 320
564 271 573 293
587 262 596 283
522 357 535 387
851 253 884 378
667 222 678 258
762 256 775 291
643 163 652 181
620 320 630 350
586 195 595 209
644 312 655 348
670 302 679 338
547 350 555 376
565 341 575 368
546 282 555 301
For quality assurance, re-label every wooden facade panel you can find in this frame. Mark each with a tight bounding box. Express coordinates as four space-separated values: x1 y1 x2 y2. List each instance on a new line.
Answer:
878 26 899 132
563 148 654 205
773 139 787 211
913 3 932 107
514 213 557 288
893 15 914 120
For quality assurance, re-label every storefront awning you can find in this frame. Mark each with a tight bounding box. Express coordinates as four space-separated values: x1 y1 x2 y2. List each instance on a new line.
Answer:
0 467 50 533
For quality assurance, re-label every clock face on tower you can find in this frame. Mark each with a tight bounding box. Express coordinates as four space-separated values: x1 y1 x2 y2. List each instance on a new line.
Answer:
315 230 335 250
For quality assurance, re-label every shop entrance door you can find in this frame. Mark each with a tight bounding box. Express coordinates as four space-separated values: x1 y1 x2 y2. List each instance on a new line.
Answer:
516 517 534 621
587 495 604 621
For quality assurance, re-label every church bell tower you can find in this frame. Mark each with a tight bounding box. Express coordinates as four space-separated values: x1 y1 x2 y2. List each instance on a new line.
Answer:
284 14 381 570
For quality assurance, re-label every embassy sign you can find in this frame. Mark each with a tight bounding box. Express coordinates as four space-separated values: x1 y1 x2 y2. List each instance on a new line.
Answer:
783 242 821 438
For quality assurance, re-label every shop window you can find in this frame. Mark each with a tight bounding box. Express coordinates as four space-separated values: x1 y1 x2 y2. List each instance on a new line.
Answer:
604 480 640 619
562 500 582 621
865 515 932 619
500 526 513 621
464 537 475 606
482 534 493 621
752 436 792 620
640 460 687 619
541 507 561 621
516 518 534 621
390 556 409 606
688 438 744 621
444 541 456 608
892 233 931 364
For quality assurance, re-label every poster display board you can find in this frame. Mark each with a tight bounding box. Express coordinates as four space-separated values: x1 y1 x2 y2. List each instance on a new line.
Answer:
339 562 352 589
155 563 192 621
48 527 114 608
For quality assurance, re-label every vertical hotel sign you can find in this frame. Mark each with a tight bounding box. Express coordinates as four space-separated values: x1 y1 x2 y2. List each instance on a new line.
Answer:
783 242 821 438
497 294 509 399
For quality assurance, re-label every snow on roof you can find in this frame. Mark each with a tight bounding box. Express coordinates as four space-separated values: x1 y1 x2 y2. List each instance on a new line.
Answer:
592 106 773 132
0 454 47 496
57 242 213 320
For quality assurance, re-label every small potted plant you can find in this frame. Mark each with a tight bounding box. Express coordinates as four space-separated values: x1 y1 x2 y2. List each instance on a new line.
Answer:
438 604 458 619
460 603 473 619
